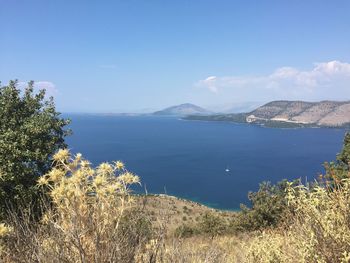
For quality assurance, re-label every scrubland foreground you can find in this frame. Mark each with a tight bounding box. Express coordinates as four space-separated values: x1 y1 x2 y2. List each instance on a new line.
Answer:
1 139 350 263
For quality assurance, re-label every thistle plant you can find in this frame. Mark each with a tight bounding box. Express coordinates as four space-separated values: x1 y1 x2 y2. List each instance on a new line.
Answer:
29 149 147 263
38 149 140 221
0 149 159 263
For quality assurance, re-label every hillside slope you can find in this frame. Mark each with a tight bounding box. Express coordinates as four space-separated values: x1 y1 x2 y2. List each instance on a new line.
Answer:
137 194 236 235
185 100 350 128
248 100 350 127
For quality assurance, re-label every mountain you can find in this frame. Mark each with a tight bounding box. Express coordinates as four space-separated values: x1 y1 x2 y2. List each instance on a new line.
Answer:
248 100 350 127
153 103 211 116
185 100 350 128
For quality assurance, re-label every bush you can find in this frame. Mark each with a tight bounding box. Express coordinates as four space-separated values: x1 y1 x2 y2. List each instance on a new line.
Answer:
198 212 227 239
244 179 350 262
286 180 350 262
174 224 197 238
0 80 70 219
235 179 299 231
323 132 350 184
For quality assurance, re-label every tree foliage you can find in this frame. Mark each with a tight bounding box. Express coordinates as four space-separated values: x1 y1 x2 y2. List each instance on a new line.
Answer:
198 212 227 239
324 132 350 184
0 80 70 218
337 132 350 165
237 179 300 231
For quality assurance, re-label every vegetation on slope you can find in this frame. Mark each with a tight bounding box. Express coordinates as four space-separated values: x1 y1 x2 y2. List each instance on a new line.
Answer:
184 113 247 123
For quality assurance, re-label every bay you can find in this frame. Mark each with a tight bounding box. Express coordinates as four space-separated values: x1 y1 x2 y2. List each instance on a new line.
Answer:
65 114 346 210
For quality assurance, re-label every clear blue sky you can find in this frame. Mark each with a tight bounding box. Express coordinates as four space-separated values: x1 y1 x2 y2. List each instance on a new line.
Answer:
1 0 350 112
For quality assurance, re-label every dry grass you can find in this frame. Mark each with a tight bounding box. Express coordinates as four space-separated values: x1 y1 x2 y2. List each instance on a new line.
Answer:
242 179 350 263
137 194 236 235
138 234 251 263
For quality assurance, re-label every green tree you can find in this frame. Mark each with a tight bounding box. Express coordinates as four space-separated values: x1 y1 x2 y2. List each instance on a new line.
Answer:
324 132 350 183
0 80 70 218
337 132 350 168
237 179 300 231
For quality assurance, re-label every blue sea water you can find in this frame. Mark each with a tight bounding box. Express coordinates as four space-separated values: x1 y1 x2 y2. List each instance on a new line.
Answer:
65 114 347 210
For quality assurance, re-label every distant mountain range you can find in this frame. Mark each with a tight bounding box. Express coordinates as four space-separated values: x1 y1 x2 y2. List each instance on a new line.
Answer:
153 103 211 116
184 100 350 128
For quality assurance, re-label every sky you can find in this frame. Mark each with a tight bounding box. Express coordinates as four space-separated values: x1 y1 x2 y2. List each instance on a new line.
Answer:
1 0 350 113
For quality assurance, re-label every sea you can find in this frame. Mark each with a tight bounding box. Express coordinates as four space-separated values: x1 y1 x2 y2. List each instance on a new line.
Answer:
65 114 347 210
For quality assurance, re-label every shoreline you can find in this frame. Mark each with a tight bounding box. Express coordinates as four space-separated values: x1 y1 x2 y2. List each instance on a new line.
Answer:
134 192 240 212
182 116 350 130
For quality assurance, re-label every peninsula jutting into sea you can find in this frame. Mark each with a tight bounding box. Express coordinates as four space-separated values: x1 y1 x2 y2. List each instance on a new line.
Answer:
183 100 350 128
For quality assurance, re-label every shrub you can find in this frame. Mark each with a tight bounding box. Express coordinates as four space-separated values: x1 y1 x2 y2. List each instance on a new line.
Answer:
286 180 350 262
337 132 350 167
174 224 197 238
0 150 155 262
244 179 350 262
0 80 70 219
236 179 299 231
323 132 350 184
198 212 227 239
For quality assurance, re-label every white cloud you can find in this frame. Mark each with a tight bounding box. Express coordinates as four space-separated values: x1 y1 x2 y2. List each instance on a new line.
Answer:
200 76 218 93
196 61 350 102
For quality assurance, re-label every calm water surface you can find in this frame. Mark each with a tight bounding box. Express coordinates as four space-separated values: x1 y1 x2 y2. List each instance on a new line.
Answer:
65 115 347 210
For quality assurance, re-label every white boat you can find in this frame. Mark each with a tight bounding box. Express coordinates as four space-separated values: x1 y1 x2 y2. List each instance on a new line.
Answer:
225 167 230 172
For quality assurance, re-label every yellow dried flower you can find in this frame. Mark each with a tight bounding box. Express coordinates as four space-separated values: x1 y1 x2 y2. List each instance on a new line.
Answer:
94 175 107 187
81 160 91 168
47 168 65 182
41 213 50 224
53 149 70 162
0 223 12 237
76 153 82 160
118 172 140 185
97 163 114 176
37 176 48 186
115 161 125 170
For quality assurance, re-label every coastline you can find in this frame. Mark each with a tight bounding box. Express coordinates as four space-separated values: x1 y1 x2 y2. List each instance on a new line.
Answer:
183 115 350 130
134 192 241 212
